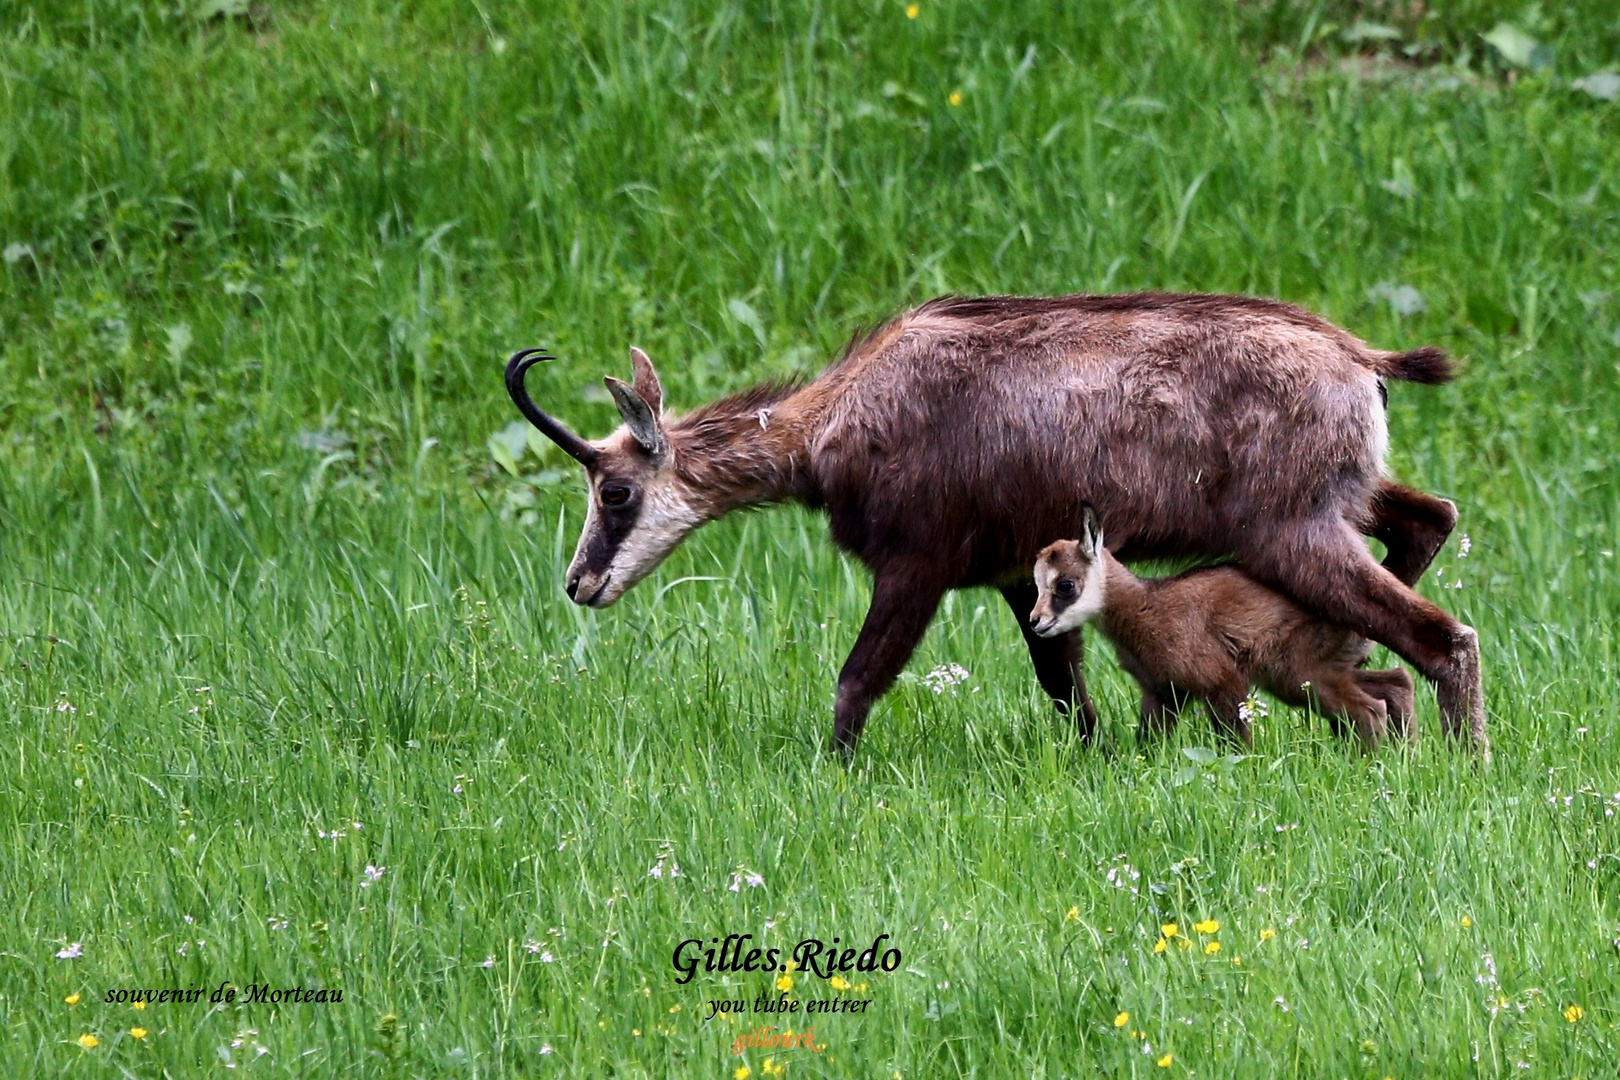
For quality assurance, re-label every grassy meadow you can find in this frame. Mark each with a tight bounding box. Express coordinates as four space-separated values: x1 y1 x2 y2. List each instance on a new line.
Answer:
4 0 1620 1075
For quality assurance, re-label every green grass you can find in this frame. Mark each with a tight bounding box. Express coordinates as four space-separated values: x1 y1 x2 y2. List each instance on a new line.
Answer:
3 0 1620 1075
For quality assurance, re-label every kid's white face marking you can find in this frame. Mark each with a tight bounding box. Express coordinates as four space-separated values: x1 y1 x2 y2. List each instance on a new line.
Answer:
1030 551 1106 637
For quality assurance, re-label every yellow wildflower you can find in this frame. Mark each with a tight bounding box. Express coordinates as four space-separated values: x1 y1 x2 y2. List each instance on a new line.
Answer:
1161 923 1179 939
1154 938 1168 954
1461 916 1472 928
1259 928 1276 942
830 976 850 991
1565 1004 1584 1023
1193 919 1220 934
77 1034 99 1049
1065 905 1079 922
65 993 81 1005
1177 937 1193 951
1204 941 1221 955
948 91 963 107
1114 1011 1129 1028
1157 1052 1173 1067
132 999 147 1010
763 1057 786 1077
905 3 919 17
668 1004 681 1013
632 1028 641 1037
735 1067 751 1080
776 973 793 992
130 1027 147 1040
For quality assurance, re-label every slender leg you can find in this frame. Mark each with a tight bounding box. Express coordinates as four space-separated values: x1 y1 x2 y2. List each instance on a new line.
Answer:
1203 677 1256 747
1242 520 1486 754
1354 668 1416 739
832 568 947 757
1000 580 1098 739
1364 481 1458 586
1137 683 1182 742
1307 669 1389 750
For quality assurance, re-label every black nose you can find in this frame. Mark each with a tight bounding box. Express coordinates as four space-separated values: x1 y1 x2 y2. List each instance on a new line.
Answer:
566 574 582 600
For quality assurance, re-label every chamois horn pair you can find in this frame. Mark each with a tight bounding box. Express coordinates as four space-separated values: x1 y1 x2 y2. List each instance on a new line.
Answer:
504 347 598 466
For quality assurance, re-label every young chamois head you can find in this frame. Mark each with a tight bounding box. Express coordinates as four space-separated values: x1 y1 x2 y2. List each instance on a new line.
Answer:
506 346 703 608
1029 504 1108 638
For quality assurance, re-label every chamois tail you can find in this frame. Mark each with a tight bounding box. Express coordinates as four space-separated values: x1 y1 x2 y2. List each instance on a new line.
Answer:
1369 345 1454 385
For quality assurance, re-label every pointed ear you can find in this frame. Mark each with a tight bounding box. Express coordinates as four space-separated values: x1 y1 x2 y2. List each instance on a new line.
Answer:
1080 502 1103 560
628 346 664 417
604 376 667 459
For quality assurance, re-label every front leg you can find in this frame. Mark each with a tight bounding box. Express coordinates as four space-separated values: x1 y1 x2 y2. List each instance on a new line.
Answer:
1202 675 1256 748
1137 684 1182 742
833 567 947 757
1000 580 1098 739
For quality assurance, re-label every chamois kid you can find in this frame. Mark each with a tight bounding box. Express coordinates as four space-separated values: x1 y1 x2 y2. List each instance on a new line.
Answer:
1030 506 1415 748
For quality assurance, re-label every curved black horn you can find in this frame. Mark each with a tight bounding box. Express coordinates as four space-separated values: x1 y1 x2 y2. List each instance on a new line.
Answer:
505 348 598 466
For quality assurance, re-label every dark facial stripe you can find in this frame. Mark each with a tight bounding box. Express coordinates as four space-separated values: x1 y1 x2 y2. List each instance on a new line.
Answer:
577 494 645 577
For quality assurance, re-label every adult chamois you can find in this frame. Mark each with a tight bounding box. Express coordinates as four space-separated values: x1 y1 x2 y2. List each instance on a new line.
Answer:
506 292 1482 757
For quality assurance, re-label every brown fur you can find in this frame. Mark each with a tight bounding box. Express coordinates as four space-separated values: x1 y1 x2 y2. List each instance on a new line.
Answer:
1031 523 1416 749
506 291 1481 757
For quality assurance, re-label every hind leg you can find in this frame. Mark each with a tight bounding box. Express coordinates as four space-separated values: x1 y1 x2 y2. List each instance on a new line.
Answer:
1241 520 1486 754
1355 668 1416 740
1307 668 1390 750
1364 481 1458 587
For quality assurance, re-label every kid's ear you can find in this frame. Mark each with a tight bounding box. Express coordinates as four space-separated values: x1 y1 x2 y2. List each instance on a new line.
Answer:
1080 502 1103 559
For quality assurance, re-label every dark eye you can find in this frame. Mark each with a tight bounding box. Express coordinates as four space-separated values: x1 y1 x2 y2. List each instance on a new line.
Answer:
600 484 631 507
1056 579 1077 597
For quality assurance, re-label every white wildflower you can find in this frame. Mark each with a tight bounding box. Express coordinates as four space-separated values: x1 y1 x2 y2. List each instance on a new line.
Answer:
361 864 386 888
1104 864 1140 888
922 663 972 696
55 941 83 960
729 867 765 892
